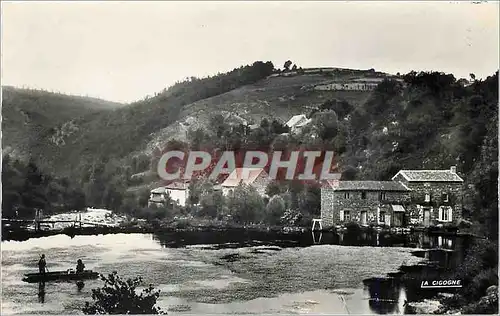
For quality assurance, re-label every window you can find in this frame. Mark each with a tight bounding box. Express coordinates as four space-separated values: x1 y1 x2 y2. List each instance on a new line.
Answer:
361 191 367 199
439 206 453 222
344 192 350 199
344 211 351 221
379 192 386 201
379 211 385 223
443 193 449 202
425 193 431 202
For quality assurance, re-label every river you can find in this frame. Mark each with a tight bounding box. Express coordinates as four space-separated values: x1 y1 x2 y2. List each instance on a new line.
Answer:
1 231 461 315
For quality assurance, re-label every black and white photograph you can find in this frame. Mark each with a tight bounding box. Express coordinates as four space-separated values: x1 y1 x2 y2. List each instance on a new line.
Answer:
1 1 499 315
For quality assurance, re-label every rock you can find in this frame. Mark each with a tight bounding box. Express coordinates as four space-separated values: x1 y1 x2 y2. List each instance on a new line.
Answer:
486 285 498 296
406 299 442 314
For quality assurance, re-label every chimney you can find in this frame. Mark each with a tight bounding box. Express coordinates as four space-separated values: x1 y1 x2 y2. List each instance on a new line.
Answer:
450 166 457 173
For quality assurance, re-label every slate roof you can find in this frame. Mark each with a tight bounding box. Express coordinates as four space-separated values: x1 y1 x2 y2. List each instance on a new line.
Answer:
150 181 190 193
165 181 190 190
326 180 410 191
286 114 307 128
221 168 267 187
295 118 312 128
150 186 167 194
392 170 464 182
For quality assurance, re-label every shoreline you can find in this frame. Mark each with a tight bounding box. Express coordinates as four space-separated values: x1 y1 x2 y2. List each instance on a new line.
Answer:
1 223 470 242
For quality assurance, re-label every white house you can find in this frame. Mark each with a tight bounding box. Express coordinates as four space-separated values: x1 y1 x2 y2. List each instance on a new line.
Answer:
148 181 190 207
286 114 312 133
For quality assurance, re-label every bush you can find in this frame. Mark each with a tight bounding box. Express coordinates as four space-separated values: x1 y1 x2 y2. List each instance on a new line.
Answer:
345 222 361 234
82 272 166 314
266 195 286 225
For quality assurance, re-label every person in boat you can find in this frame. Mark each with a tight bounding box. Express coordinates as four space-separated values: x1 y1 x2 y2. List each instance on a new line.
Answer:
76 259 85 273
38 254 47 274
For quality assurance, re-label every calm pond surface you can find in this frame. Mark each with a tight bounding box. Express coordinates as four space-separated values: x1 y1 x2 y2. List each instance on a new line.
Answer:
1 231 463 315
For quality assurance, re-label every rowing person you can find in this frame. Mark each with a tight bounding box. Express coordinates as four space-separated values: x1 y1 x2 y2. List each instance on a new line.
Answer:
38 254 47 274
76 259 85 273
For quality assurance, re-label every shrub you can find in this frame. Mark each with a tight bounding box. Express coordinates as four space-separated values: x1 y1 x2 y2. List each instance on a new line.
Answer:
345 222 362 234
266 195 286 225
82 272 166 314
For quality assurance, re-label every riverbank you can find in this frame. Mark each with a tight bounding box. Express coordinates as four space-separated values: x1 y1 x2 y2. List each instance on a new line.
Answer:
2 216 470 242
1 226 465 243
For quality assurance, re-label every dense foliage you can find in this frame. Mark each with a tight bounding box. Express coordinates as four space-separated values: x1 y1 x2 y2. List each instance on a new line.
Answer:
2 154 86 218
82 272 165 314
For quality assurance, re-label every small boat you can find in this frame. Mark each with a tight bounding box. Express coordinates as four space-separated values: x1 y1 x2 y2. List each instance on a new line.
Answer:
22 270 99 283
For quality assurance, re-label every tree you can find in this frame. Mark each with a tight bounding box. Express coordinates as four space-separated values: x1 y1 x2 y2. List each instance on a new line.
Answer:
200 190 225 218
82 272 166 314
311 110 339 140
227 185 265 224
283 60 292 71
341 166 358 180
266 195 286 225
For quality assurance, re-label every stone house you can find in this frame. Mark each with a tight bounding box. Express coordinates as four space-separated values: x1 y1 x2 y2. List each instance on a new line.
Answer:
320 180 411 228
391 167 464 226
221 168 270 196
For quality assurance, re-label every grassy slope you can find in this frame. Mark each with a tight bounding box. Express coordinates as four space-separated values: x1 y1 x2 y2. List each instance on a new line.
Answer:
146 74 373 153
1 86 125 161
2 71 377 177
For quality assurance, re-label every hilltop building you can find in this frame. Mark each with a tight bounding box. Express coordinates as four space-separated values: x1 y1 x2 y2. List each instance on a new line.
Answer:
286 114 312 133
314 77 404 92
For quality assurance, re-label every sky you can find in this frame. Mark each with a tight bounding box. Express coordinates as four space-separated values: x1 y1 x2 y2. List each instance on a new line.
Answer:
2 1 499 103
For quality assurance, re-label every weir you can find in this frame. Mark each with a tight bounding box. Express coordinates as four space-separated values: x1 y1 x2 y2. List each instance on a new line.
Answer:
2 210 113 232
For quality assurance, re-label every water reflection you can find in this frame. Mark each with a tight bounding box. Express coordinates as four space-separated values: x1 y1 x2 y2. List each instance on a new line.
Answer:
38 282 46 303
312 232 322 244
149 229 464 251
76 281 85 292
364 278 405 314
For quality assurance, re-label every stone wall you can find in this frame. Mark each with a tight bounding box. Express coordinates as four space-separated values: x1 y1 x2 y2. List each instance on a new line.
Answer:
400 181 463 225
321 188 410 227
320 186 335 227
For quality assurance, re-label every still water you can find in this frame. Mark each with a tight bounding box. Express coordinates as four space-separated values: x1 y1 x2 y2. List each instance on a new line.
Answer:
2 232 441 315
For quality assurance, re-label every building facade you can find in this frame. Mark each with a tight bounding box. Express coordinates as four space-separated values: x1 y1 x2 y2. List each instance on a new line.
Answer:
321 180 411 228
221 168 270 196
391 167 464 227
285 114 312 133
148 181 190 207
320 167 464 228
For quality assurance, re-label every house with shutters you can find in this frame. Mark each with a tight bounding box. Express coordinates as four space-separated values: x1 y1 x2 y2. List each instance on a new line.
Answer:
320 180 411 228
391 166 464 227
148 181 190 207
320 166 464 228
